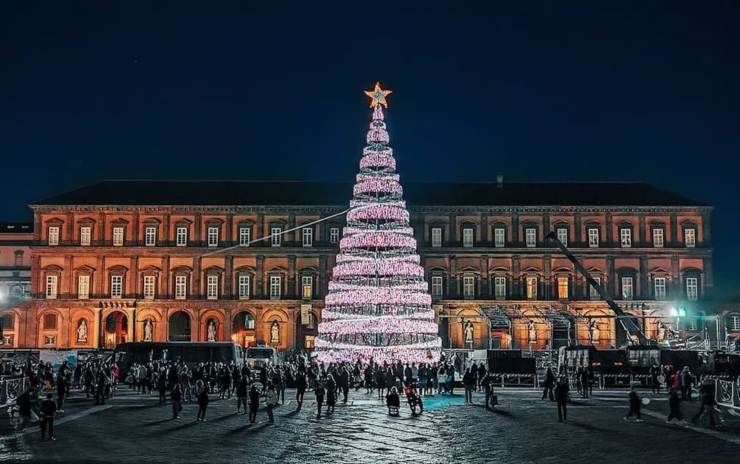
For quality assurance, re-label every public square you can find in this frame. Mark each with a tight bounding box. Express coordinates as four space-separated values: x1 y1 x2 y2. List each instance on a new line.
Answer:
2 386 739 463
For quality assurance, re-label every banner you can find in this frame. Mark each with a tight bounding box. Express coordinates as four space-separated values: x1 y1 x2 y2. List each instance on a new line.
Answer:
39 350 78 369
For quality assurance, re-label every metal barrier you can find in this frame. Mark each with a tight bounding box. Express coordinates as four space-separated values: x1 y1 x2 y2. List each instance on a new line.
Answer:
0 376 30 408
716 379 740 410
489 373 536 388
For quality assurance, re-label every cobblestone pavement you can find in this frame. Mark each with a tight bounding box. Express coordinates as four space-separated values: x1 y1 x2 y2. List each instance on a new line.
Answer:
2 387 740 463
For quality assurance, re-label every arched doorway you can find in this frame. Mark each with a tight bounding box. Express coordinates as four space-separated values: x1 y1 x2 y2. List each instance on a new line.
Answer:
232 311 256 347
104 311 129 348
551 315 576 349
169 311 191 342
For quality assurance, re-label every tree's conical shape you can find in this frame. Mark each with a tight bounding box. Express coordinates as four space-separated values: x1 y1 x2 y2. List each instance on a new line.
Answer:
315 103 442 365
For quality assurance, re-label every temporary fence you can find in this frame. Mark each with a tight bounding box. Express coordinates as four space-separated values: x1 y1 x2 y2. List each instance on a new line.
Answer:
715 379 740 410
0 375 30 408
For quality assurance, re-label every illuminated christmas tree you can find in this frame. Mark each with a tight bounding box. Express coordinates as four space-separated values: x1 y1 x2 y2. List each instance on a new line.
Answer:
315 82 441 365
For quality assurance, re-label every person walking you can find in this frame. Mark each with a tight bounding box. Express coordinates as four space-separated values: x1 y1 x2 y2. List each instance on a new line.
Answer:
482 372 496 410
196 382 209 422
248 384 260 424
623 384 643 422
171 383 183 420
542 367 555 401
265 384 278 423
157 370 167 406
326 375 337 414
666 389 684 423
315 379 326 419
17 387 33 430
40 393 57 441
554 375 569 422
692 380 721 428
680 366 694 401
95 369 109 405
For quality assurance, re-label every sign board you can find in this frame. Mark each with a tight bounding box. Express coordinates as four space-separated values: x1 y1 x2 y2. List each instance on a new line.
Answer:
39 350 78 369
301 304 311 326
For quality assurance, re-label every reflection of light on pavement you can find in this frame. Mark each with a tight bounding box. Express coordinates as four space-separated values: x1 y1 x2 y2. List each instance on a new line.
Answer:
423 395 465 410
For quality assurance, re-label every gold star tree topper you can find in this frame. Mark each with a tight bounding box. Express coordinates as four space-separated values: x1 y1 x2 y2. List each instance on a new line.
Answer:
364 81 392 108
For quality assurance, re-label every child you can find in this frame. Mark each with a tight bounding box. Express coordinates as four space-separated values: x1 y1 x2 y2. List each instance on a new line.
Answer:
624 384 643 422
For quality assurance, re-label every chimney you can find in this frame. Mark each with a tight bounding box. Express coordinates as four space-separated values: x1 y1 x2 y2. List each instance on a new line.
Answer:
496 174 504 188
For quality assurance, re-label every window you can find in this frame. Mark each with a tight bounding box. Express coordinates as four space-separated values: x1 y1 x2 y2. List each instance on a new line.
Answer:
78 275 90 300
271 227 282 247
494 228 505 248
556 228 568 247
463 275 475 299
462 228 474 248
431 227 442 248
526 277 538 300
45 275 58 299
621 277 633 300
238 275 250 300
330 227 340 244
207 226 219 247
113 226 124 246
143 275 156 300
14 251 23 267
269 275 282 299
43 313 57 330
145 226 157 246
302 228 313 247
80 227 91 246
206 274 219 300
652 228 664 248
494 276 506 300
588 228 599 248
302 275 313 299
176 227 188 246
686 277 698 301
620 228 632 248
557 277 569 299
729 315 740 331
48 226 60 246
175 275 187 300
110 275 123 299
239 227 251 246
654 277 666 300
685 228 696 248
589 277 601 300
431 276 444 298
525 228 536 248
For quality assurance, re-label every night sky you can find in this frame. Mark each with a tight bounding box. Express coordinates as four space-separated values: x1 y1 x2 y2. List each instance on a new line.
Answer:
1 2 739 297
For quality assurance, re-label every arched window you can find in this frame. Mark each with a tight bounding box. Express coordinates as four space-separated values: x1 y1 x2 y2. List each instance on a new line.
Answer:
169 311 191 341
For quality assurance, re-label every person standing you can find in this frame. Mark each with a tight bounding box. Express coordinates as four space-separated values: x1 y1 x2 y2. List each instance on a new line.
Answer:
171 382 183 420
265 384 278 423
295 369 307 410
554 375 569 422
17 387 33 430
315 379 325 419
95 369 109 405
236 377 248 414
680 366 694 401
248 384 260 424
482 372 495 410
542 367 555 401
157 370 167 406
40 393 57 441
579 368 590 399
623 385 643 422
196 382 209 422
326 375 337 414
692 380 721 427
56 372 68 413
463 368 475 404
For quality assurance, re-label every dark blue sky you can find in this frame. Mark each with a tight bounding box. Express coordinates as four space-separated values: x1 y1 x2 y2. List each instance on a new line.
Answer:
1 2 739 297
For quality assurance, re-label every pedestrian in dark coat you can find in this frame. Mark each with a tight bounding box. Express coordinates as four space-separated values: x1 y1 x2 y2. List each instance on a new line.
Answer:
624 385 643 422
171 383 183 419
554 375 569 422
236 377 248 413
666 390 683 423
463 368 475 404
248 385 260 424
315 381 325 418
40 393 56 441
295 370 307 410
56 374 67 412
326 375 337 414
542 367 555 401
196 384 209 421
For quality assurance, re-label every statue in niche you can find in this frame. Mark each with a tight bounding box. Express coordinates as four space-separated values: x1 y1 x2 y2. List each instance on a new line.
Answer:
528 320 537 343
207 319 217 342
463 321 474 344
270 320 280 344
588 319 600 344
143 319 153 342
76 319 88 343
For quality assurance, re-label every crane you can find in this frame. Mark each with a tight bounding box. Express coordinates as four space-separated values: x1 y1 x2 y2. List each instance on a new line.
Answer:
544 231 652 346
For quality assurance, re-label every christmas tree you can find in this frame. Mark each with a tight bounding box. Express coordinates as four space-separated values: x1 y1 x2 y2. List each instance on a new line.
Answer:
315 82 442 365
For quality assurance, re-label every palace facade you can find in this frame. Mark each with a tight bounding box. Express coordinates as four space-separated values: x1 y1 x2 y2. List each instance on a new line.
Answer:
2 179 737 353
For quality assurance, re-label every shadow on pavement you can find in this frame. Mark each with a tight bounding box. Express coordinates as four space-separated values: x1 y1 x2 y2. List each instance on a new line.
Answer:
143 418 174 427
151 420 200 436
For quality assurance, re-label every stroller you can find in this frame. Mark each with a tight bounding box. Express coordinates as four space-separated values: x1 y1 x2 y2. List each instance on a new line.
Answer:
386 387 400 416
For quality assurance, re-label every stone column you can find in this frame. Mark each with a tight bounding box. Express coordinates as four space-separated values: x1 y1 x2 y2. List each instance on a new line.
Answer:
257 213 265 241
130 256 139 298
702 210 712 245
163 214 171 245
671 255 681 296
511 212 520 245
574 212 582 246
33 211 41 242
194 212 202 244
480 255 489 298
98 213 106 244
95 256 105 298
543 213 551 239
512 255 521 299
543 255 552 300
448 255 457 298
448 214 457 243
224 256 233 298
606 256 616 297
704 256 714 298
64 255 73 299
31 255 41 297
288 255 297 298
670 213 678 247
131 214 139 244
638 214 646 248
638 256 648 299
481 214 489 243
161 256 170 298
319 255 329 297
193 257 202 299
65 213 74 245
226 213 234 245
605 213 613 247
